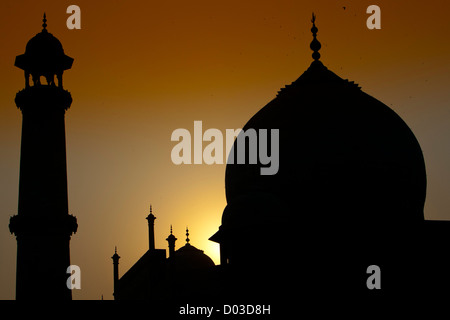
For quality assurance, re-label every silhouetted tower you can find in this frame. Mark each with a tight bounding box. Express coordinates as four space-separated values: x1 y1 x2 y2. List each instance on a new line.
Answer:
146 205 156 251
112 247 120 298
166 225 177 257
8 14 77 300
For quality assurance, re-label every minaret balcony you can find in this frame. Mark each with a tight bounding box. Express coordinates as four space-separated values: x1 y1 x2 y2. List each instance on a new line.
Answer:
15 85 72 112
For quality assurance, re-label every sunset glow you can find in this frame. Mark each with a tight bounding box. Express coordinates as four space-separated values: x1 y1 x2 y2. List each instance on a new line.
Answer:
0 0 449 300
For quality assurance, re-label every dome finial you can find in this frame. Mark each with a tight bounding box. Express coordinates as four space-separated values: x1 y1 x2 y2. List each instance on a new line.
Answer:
310 12 321 61
170 224 173 235
186 226 190 245
149 204 152 214
42 13 48 32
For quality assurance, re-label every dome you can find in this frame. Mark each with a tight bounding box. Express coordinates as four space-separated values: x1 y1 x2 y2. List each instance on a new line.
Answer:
25 30 65 57
223 22 426 231
15 14 73 74
170 243 215 271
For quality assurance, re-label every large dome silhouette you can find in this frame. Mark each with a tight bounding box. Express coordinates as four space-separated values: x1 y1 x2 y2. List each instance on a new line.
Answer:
211 14 449 305
223 23 426 233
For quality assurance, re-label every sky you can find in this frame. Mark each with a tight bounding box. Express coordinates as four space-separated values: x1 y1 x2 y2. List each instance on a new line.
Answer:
0 0 449 300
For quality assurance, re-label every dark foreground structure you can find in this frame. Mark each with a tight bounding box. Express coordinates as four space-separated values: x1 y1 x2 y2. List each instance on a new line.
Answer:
210 14 450 304
113 16 450 310
112 207 216 301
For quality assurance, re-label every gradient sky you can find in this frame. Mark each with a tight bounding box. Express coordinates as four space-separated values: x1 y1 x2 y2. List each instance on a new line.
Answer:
0 0 449 300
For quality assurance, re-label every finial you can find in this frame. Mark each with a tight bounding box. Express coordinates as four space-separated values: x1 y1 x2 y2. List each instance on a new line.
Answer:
186 227 190 244
310 12 321 61
42 13 48 32
112 246 120 260
166 225 177 242
146 204 156 222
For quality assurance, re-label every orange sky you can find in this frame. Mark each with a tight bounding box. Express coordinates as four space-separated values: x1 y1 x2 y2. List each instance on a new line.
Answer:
0 0 449 300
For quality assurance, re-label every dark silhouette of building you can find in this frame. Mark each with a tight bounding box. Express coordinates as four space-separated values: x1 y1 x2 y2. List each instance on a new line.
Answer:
108 16 450 307
209 14 450 302
112 206 215 300
9 14 77 300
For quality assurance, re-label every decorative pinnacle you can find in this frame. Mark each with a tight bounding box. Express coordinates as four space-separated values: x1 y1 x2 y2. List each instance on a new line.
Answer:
112 246 120 260
186 227 190 244
166 225 177 242
146 204 156 222
310 13 321 61
42 13 48 32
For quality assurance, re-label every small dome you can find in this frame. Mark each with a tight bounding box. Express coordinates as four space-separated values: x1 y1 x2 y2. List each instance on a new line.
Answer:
15 14 73 74
25 30 65 58
170 244 215 270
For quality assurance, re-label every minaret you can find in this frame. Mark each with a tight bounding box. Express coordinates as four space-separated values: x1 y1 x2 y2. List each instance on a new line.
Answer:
8 14 77 300
166 225 177 258
111 247 120 299
146 204 156 251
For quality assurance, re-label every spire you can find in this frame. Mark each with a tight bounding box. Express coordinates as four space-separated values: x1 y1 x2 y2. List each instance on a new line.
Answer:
112 246 120 260
310 13 321 61
166 225 177 257
146 204 156 221
146 204 156 251
186 227 190 245
112 246 120 299
42 13 48 32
